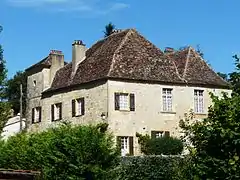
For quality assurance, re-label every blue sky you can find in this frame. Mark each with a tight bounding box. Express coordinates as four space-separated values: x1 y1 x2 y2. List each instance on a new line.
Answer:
1 0 240 78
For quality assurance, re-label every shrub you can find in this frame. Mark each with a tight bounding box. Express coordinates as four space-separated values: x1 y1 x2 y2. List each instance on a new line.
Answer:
108 155 192 180
136 133 183 155
0 122 119 179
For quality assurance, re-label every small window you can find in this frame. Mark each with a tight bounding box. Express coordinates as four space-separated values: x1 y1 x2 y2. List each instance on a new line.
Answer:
117 136 134 156
194 90 204 113
51 103 62 121
151 131 170 138
33 80 36 87
32 107 41 123
115 93 135 111
72 98 85 117
162 88 173 112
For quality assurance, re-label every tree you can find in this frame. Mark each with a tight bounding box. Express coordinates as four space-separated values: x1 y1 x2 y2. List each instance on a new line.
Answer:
196 44 204 58
6 71 27 116
0 123 119 179
0 25 11 135
217 72 228 81
179 93 240 179
136 133 183 155
104 22 115 37
229 55 240 94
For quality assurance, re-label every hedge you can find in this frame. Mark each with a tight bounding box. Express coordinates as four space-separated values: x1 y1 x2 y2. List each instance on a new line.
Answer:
108 155 194 180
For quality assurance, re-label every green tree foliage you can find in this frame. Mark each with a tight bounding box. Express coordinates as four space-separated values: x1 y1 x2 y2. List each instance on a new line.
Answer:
179 93 240 179
104 22 115 37
136 133 183 155
229 55 240 94
217 72 228 81
0 25 11 135
0 123 119 179
6 71 27 116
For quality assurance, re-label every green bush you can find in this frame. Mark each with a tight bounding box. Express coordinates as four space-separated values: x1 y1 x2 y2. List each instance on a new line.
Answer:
146 136 184 155
0 122 119 179
108 155 193 180
136 133 183 155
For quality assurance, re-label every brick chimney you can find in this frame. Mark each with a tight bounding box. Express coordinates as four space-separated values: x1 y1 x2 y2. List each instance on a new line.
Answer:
72 40 87 74
164 47 175 53
49 50 64 85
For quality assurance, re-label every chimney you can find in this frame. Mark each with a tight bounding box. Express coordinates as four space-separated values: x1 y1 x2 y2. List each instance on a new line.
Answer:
164 47 175 53
72 40 87 73
49 50 64 85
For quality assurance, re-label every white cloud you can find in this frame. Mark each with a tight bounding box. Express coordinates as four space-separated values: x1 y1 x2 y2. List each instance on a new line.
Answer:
6 0 129 15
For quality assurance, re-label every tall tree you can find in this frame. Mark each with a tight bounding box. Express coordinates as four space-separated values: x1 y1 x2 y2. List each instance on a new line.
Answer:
0 25 11 135
104 22 115 37
6 71 27 116
217 72 228 81
229 55 240 94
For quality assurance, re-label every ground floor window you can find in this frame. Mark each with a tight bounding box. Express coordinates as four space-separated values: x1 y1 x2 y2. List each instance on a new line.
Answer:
151 131 170 138
117 136 134 156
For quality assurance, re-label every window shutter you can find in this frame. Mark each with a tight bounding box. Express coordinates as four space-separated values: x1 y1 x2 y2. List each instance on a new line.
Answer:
59 103 62 120
51 104 54 121
72 100 76 117
116 136 121 153
129 137 134 155
115 93 120 110
164 131 170 137
81 98 85 115
151 131 157 138
130 93 135 111
32 108 35 124
39 107 42 122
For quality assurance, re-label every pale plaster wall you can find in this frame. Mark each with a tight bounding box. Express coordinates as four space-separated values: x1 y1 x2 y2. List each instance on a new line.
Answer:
107 80 231 155
29 81 108 132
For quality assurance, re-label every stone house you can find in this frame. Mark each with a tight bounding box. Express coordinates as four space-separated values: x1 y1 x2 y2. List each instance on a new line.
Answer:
25 29 230 156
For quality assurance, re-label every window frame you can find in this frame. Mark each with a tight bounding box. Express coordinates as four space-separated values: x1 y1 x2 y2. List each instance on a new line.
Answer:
72 98 85 117
32 106 41 124
194 89 204 114
117 136 134 156
162 88 173 112
51 103 62 121
115 92 135 112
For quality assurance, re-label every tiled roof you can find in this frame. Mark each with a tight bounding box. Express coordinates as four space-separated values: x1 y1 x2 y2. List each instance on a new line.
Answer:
25 56 51 71
46 29 229 92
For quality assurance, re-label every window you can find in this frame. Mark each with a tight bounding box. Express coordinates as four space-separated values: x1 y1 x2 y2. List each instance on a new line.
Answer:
117 136 134 156
72 98 85 117
151 131 170 138
194 90 204 113
33 80 36 87
32 107 41 123
115 93 135 111
51 103 62 121
162 88 173 112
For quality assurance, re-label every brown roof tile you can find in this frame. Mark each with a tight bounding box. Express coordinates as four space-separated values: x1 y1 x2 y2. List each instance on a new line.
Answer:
45 29 229 92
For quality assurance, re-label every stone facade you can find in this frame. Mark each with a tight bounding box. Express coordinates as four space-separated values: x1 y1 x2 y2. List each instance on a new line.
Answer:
26 76 231 155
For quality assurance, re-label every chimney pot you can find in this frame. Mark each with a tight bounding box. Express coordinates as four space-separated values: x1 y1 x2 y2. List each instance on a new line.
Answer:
50 50 63 55
164 47 175 53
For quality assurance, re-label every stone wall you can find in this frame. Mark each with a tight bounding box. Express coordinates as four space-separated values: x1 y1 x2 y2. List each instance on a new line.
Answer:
107 80 231 155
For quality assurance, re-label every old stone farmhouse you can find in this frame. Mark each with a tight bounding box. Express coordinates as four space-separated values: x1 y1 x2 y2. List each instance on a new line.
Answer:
25 29 230 156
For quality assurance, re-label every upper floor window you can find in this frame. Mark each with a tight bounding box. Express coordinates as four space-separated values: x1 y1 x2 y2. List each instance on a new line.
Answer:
51 103 62 121
115 93 135 111
151 131 170 138
33 80 36 87
72 98 85 117
194 90 204 113
32 107 41 123
162 88 172 112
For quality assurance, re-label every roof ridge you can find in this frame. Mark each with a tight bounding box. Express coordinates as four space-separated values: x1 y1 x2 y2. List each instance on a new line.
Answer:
182 47 191 80
170 54 186 82
107 29 133 76
190 47 229 84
